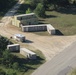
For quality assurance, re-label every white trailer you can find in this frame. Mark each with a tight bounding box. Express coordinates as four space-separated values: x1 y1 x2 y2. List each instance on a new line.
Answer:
21 24 56 35
13 34 25 42
21 25 47 32
7 44 20 52
20 48 37 59
47 24 55 35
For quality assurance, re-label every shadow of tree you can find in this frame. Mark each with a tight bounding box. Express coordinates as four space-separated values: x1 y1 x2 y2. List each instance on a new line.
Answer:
13 55 44 72
56 6 76 15
16 3 31 15
45 14 57 18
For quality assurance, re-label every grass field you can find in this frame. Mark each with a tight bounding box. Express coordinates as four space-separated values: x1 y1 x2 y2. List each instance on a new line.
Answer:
67 68 76 75
40 9 76 35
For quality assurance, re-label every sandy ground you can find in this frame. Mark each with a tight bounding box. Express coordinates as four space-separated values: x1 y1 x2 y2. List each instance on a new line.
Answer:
0 0 76 61
0 24 76 61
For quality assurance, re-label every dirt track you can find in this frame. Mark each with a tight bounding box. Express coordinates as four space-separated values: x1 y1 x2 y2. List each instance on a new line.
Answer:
0 24 76 61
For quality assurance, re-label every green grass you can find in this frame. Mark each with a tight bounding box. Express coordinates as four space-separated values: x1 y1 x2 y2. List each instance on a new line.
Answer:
40 10 76 35
67 69 76 75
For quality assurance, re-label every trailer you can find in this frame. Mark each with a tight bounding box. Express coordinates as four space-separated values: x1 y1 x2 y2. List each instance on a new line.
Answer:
12 13 38 27
20 48 37 59
21 24 56 35
13 34 25 42
7 44 20 52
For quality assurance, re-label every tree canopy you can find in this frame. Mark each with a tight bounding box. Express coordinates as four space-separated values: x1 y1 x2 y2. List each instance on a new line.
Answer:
0 0 18 11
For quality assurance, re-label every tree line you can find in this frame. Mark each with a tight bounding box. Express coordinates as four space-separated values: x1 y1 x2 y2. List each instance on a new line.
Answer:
27 0 76 8
25 0 76 17
0 36 26 75
0 0 18 11
0 35 41 75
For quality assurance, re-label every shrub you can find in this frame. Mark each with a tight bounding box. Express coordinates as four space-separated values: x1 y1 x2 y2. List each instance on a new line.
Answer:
34 3 45 17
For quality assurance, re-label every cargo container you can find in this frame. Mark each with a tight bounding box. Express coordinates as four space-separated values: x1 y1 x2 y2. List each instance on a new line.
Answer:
13 34 25 42
12 13 38 27
20 48 37 59
7 44 20 52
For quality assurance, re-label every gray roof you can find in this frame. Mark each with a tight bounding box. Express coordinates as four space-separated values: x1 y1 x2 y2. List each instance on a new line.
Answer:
14 34 25 37
20 48 36 55
7 44 20 47
15 13 35 17
22 24 55 30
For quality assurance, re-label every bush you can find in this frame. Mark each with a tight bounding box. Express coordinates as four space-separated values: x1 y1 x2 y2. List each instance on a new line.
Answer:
34 3 45 17
0 68 6 75
26 8 32 14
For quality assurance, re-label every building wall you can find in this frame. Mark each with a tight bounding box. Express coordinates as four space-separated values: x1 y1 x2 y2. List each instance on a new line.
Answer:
12 14 38 27
20 50 27 57
7 44 20 52
22 25 47 32
20 48 37 59
21 24 56 35
47 25 55 35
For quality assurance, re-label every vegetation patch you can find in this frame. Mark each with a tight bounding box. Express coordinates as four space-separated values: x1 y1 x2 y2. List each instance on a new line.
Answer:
0 35 45 75
67 69 76 75
17 0 76 35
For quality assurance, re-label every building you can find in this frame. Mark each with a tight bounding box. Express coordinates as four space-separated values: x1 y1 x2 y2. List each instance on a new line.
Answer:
7 44 20 52
21 24 56 35
20 48 37 59
47 24 55 35
12 13 38 27
13 34 25 42
21 24 47 32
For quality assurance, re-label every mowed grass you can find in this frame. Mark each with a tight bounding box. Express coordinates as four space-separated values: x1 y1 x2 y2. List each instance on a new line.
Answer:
40 10 76 35
67 69 76 75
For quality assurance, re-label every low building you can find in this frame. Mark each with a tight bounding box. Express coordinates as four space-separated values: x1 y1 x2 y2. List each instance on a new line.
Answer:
21 24 56 35
21 25 47 32
7 44 20 52
12 13 38 27
20 48 37 59
13 34 25 42
47 24 55 35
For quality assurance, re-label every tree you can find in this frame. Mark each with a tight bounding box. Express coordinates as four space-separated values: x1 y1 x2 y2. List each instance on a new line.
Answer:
34 3 45 17
12 62 19 70
26 8 32 14
7 70 17 75
29 0 39 7
2 50 14 67
0 68 6 75
39 0 49 9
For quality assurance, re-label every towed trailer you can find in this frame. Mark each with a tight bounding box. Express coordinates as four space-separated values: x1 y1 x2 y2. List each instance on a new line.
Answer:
20 48 37 60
